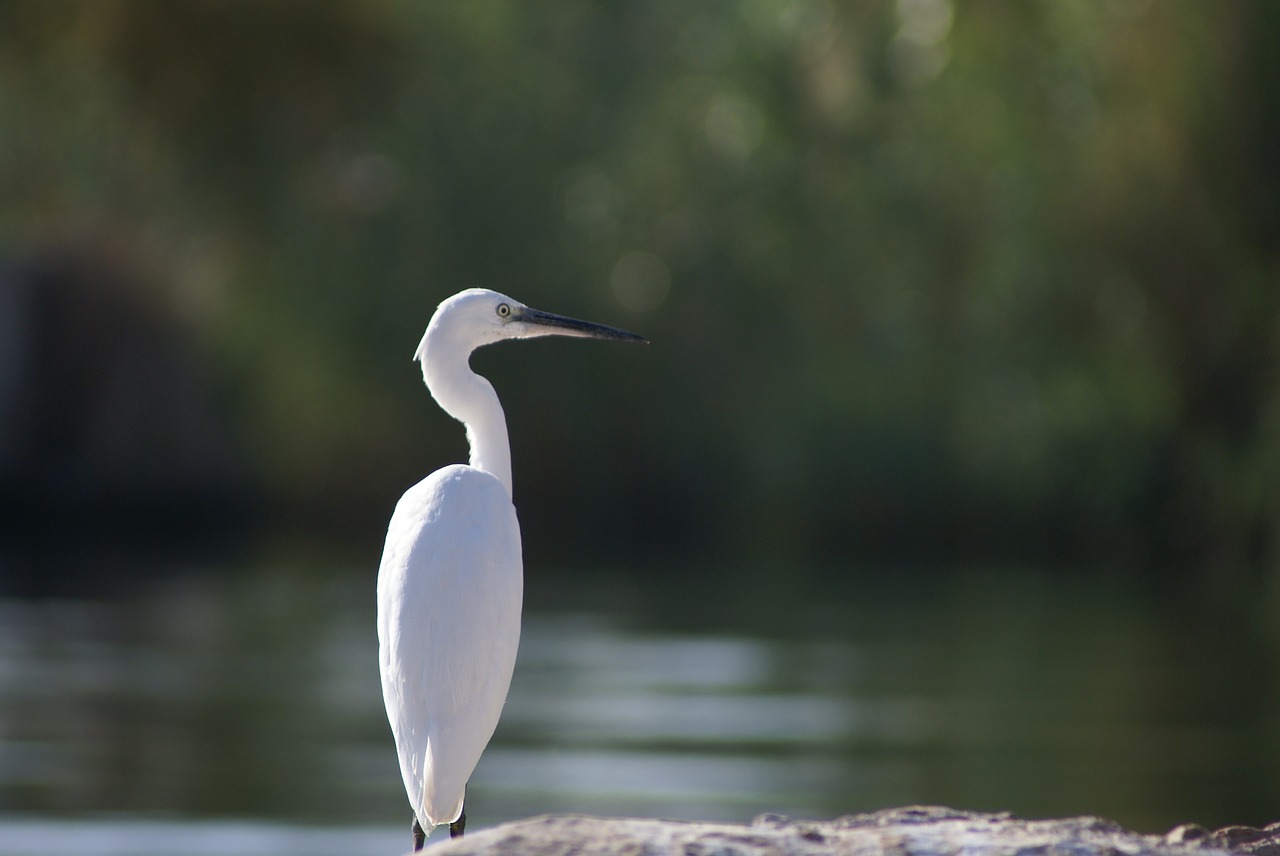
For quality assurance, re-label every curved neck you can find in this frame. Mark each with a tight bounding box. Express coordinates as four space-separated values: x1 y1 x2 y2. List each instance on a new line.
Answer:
419 335 513 498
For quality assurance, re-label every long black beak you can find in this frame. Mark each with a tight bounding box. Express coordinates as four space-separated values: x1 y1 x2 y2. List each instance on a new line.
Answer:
516 307 648 343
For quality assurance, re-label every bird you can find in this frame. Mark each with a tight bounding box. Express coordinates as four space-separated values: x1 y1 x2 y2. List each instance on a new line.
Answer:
376 288 646 849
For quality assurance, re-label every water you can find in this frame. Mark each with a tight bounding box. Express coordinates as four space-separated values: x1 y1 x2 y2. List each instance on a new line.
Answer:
0 562 1277 854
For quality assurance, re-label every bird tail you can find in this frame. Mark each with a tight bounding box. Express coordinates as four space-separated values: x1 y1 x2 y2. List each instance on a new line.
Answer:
417 741 466 828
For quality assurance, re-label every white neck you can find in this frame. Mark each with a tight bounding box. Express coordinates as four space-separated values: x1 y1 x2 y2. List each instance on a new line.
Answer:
418 332 513 498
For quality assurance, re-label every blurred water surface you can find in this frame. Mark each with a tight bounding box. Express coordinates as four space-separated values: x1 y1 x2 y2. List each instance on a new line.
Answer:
0 562 1276 855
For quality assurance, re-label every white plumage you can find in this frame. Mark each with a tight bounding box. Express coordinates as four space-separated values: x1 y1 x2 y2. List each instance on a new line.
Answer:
376 289 644 843
377 465 521 826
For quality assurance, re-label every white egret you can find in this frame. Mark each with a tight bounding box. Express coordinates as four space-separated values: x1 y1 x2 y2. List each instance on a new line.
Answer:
377 288 645 848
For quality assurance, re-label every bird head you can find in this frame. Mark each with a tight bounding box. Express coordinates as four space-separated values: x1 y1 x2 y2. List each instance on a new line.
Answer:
416 288 647 363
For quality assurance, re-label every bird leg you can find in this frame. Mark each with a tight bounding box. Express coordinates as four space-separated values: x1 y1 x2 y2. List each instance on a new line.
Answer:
449 806 467 838
411 816 426 851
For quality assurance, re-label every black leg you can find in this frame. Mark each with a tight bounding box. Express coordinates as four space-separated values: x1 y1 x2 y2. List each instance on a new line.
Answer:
449 806 467 839
412 816 426 851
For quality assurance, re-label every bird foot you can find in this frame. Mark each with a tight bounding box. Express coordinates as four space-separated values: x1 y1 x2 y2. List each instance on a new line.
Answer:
412 817 426 851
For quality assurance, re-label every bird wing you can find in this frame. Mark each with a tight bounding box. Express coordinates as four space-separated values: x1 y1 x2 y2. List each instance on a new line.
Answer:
376 464 523 828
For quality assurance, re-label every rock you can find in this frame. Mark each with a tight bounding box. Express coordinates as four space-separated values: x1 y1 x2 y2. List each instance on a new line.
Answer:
417 806 1280 856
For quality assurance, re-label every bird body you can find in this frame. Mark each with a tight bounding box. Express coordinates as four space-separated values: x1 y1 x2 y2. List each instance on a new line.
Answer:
377 288 644 843
377 464 521 827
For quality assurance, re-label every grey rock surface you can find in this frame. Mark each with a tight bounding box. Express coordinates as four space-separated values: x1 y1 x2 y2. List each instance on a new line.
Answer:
416 806 1280 856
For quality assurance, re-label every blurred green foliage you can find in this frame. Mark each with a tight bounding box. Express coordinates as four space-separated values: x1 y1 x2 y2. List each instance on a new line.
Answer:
3 1 1279 591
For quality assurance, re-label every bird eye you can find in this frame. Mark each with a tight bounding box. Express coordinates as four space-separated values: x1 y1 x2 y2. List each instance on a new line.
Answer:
496 303 511 318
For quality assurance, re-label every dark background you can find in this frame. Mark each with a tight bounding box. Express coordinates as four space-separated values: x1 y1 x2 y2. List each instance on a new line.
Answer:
5 2 1280 593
